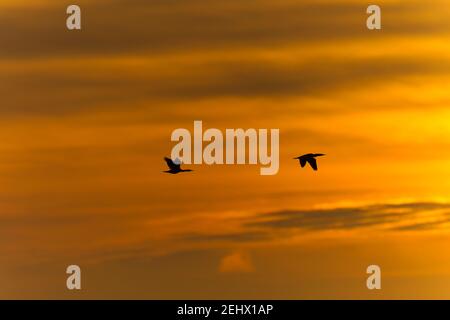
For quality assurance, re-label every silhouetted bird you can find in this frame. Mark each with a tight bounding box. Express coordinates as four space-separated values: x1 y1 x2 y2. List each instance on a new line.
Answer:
294 153 325 171
163 157 193 174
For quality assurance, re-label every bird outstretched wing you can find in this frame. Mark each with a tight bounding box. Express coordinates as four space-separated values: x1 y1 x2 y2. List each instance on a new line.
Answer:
164 157 180 171
307 158 318 170
300 158 307 167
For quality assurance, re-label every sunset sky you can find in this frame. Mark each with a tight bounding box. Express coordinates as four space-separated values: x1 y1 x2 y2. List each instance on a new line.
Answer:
2 0 450 299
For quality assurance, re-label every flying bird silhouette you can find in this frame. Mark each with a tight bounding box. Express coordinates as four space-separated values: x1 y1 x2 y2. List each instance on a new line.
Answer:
294 153 325 171
163 157 193 174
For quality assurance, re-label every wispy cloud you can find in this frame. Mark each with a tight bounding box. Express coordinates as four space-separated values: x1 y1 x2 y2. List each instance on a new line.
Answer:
246 202 450 232
1 0 447 59
2 1 450 117
172 202 450 248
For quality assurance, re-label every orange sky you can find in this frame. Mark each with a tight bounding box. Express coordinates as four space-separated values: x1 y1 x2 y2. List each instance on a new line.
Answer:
1 0 450 299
